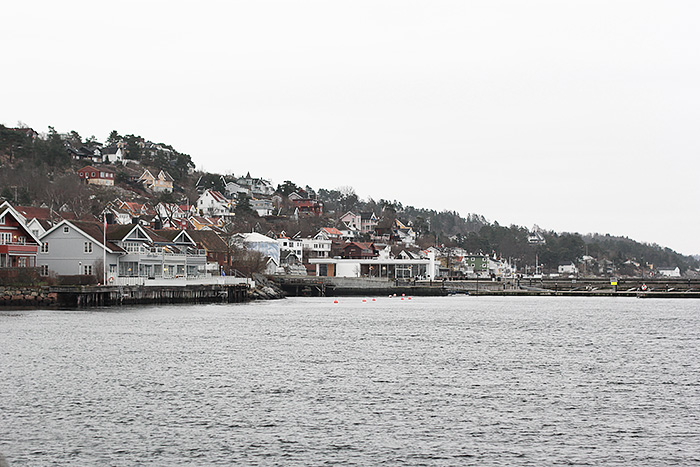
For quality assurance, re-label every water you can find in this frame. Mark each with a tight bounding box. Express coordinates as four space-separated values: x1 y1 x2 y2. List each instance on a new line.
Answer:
1 296 699 466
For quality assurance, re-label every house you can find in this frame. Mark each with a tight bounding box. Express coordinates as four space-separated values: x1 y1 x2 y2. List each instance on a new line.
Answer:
105 224 206 278
558 262 579 276
197 190 232 217
155 229 229 275
101 146 124 163
188 216 224 231
315 227 343 240
309 246 432 279
528 225 546 245
186 230 231 275
340 242 378 259
138 169 174 193
0 202 41 269
237 173 275 196
657 266 681 278
279 250 307 275
77 165 115 186
301 237 332 260
340 211 378 234
38 220 124 280
67 145 103 164
277 234 304 262
393 219 416 246
224 180 249 197
461 254 490 277
289 194 323 217
339 211 361 231
249 198 274 217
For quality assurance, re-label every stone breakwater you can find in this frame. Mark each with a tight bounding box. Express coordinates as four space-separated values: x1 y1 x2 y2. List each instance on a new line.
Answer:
0 286 57 306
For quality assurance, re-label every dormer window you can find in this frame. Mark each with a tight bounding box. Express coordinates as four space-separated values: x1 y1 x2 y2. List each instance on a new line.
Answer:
63 226 70 234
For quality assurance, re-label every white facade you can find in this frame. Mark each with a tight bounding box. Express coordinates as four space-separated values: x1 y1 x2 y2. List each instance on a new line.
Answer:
657 267 681 277
197 190 231 217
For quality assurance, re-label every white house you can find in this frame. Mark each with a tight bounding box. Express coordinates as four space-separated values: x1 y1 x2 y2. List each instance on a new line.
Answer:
657 266 681 278
197 190 231 217
558 261 579 276
249 198 273 217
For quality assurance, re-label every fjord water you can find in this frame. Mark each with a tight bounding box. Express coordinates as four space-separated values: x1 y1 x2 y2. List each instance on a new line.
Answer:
1 297 698 466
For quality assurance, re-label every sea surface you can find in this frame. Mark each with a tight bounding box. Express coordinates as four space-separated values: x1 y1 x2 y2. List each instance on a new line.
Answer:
1 296 699 466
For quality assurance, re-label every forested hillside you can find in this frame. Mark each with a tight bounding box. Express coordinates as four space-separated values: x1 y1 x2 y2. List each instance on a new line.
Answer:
1 123 697 274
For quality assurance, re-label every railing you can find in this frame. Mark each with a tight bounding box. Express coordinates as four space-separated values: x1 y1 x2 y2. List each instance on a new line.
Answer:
110 276 253 287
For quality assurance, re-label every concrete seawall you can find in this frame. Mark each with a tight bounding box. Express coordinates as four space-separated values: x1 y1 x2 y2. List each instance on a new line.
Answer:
273 276 700 298
0 284 252 308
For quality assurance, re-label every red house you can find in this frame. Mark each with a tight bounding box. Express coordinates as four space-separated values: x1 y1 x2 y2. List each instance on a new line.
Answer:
77 165 115 186
341 242 377 259
0 202 41 268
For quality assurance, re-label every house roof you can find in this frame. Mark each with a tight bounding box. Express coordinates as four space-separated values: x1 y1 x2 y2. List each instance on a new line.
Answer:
207 190 228 203
0 203 42 245
240 232 277 244
43 220 125 253
321 227 342 236
186 230 228 252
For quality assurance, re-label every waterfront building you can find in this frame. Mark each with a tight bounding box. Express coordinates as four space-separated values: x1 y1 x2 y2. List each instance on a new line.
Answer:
0 202 41 269
39 220 123 280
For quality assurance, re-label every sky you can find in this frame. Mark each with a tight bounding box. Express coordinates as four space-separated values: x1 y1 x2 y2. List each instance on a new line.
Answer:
2 1 699 255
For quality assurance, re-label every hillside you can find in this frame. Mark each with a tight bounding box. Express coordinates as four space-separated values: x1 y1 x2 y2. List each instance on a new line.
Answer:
1 123 698 275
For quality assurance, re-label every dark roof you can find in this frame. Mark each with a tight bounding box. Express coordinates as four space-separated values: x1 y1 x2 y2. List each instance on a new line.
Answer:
186 229 228 253
69 221 125 253
106 224 139 241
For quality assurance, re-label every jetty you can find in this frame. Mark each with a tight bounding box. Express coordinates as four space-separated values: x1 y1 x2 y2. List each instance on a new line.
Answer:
272 276 700 298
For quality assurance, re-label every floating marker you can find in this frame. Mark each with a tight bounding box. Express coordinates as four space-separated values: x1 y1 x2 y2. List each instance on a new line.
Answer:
401 297 404 300
334 300 339 304
372 298 376 301
362 299 367 302
408 297 412 300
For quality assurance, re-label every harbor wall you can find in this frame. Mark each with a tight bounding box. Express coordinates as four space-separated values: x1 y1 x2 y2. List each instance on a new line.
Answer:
0 284 253 308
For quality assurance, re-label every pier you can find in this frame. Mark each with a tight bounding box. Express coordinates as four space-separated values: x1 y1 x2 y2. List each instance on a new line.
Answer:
272 276 700 298
0 284 250 308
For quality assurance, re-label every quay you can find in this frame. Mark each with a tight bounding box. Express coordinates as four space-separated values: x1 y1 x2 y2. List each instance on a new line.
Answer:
273 276 700 298
0 283 251 308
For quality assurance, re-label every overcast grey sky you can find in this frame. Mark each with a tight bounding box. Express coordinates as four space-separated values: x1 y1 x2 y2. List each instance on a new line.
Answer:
2 1 699 255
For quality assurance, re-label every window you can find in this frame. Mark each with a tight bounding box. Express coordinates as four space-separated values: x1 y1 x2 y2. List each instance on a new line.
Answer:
41 242 49 253
83 265 93 275
91 172 95 177
18 258 27 267
17 236 25 245
63 226 70 234
0 233 11 244
40 265 49 276
84 241 93 253
0 216 4 224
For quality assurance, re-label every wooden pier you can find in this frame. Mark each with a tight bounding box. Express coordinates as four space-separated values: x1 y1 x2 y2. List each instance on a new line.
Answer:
51 284 250 308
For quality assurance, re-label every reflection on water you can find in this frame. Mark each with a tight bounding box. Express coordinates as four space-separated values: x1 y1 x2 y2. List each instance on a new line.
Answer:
1 297 699 466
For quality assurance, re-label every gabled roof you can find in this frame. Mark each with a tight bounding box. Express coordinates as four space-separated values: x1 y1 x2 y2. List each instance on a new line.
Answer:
0 202 42 245
321 227 342 236
158 170 174 181
186 229 228 252
207 190 228 203
106 223 156 243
